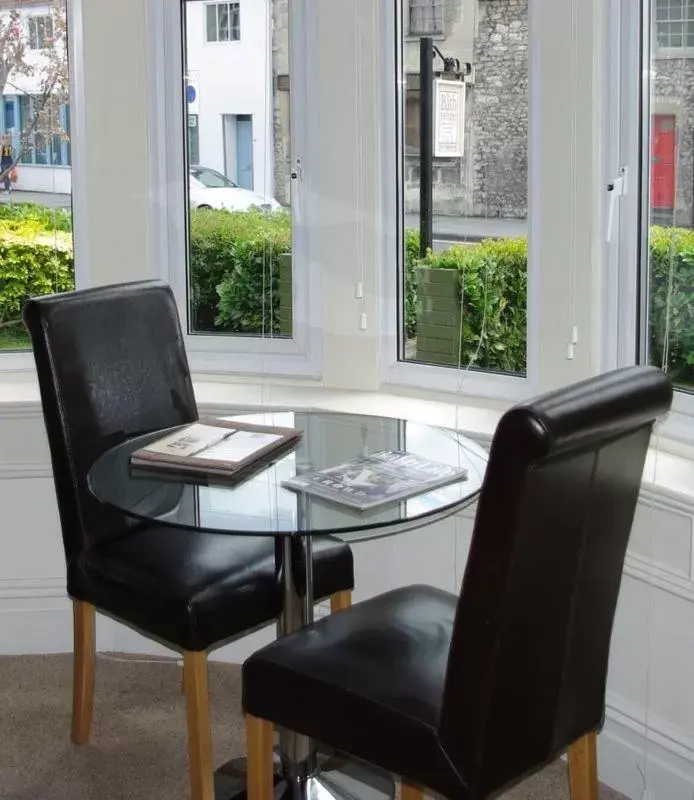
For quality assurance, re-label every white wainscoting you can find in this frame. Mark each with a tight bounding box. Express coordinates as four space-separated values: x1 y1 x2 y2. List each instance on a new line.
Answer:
1 406 694 799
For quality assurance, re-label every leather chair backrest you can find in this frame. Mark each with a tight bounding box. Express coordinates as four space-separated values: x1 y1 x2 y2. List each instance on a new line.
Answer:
439 366 672 798
22 281 198 563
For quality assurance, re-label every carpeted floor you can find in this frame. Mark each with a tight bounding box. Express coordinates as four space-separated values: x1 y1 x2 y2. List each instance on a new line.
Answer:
0 653 627 800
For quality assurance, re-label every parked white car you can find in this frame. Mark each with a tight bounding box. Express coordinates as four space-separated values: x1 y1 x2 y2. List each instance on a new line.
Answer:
189 166 283 212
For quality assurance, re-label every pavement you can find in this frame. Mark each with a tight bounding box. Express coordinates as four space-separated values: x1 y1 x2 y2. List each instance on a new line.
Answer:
0 191 528 242
0 189 71 208
405 213 527 245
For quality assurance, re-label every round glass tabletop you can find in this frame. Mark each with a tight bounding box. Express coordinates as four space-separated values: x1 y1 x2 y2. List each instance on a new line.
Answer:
88 410 487 542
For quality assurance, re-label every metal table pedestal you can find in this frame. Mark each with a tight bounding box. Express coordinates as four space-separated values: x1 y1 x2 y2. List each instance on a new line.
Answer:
213 536 396 800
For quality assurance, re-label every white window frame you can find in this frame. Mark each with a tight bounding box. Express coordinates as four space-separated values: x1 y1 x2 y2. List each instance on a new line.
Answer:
379 0 533 403
0 0 89 375
610 0 694 446
204 1 240 44
147 0 322 379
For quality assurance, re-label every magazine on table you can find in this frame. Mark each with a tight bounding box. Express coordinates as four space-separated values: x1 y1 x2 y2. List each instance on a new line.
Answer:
281 450 468 511
130 416 302 479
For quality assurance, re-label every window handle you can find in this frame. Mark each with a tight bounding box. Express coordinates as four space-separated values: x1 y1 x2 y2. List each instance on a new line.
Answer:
606 167 627 243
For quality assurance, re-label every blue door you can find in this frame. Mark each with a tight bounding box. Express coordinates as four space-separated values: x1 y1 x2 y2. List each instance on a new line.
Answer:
236 115 253 190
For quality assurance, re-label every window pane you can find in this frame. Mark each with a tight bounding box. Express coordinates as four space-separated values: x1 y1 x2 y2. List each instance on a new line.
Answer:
644 0 694 388
218 4 230 41
0 0 73 352
184 0 291 338
409 0 443 36
206 4 217 41
230 3 240 40
399 0 528 375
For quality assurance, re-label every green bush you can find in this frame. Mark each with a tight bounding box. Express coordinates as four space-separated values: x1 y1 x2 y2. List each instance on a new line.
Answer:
412 236 528 374
0 220 74 329
189 208 291 333
0 202 72 232
649 226 694 383
404 229 420 338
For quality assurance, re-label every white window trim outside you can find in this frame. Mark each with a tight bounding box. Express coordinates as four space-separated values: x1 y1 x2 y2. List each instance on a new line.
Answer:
379 0 533 404
0 0 89 375
147 0 323 380
203 1 240 45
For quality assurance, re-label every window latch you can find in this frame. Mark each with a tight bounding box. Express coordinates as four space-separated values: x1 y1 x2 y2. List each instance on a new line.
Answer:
290 158 303 182
606 167 627 243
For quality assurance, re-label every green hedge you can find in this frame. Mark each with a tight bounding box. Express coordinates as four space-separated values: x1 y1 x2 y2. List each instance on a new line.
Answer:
0 202 72 232
189 208 291 333
406 226 694 379
409 234 528 373
649 226 694 384
2 202 694 383
0 220 74 332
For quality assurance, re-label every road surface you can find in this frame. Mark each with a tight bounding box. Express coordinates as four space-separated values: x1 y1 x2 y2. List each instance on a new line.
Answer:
1 191 528 243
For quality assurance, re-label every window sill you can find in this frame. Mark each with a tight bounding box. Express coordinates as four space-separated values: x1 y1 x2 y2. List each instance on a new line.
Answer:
1 370 693 507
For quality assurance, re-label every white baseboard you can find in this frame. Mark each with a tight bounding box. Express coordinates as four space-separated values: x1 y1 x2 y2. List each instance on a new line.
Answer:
600 695 694 799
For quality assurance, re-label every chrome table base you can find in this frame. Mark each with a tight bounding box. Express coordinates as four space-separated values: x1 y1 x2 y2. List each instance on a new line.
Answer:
212 534 395 800
213 749 395 800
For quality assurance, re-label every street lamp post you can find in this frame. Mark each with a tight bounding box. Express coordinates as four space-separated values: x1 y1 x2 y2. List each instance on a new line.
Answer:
418 40 469 258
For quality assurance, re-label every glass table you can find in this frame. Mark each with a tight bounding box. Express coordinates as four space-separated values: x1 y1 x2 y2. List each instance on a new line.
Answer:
88 410 488 800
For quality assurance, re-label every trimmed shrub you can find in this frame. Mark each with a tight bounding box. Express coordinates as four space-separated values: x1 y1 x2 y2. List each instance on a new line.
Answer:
412 235 528 374
189 208 291 333
649 226 694 383
0 220 74 329
0 202 72 232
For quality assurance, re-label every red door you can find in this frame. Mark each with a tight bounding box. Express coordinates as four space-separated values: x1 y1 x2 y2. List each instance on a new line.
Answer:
651 114 676 211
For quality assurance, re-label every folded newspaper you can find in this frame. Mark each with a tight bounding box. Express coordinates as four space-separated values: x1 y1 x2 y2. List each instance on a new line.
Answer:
282 450 468 511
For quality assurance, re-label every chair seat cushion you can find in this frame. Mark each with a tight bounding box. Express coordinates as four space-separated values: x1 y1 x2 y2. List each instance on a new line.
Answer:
243 585 465 798
69 526 354 652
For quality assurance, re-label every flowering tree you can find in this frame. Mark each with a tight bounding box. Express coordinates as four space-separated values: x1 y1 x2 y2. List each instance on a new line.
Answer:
0 0 68 173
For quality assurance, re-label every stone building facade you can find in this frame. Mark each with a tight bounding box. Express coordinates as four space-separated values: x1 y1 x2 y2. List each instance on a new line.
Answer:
271 0 694 225
272 0 291 207
653 56 694 228
403 0 529 219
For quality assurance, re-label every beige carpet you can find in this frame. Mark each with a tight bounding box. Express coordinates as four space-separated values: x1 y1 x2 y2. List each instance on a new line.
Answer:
0 653 626 800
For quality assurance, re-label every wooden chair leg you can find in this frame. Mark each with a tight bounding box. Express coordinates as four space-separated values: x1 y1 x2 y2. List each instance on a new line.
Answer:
246 713 274 800
71 600 95 745
330 590 352 614
568 732 598 800
400 782 424 800
183 651 214 800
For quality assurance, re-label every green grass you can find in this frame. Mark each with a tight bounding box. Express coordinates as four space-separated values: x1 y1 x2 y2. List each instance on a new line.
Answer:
0 326 30 350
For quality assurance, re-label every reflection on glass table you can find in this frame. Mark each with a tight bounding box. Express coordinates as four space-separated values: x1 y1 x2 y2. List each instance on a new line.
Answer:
88 410 488 800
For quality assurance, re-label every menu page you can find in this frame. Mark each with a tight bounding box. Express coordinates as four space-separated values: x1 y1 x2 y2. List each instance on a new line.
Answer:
193 430 283 464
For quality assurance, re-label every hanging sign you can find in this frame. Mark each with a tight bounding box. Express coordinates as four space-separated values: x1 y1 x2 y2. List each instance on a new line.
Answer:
434 78 465 158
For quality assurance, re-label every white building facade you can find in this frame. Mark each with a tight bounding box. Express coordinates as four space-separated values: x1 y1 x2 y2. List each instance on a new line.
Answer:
184 0 275 198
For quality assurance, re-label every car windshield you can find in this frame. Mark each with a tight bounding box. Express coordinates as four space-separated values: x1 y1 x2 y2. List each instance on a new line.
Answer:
190 167 238 189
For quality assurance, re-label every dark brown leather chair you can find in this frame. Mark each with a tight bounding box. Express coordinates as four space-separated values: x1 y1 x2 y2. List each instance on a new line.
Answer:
22 280 354 800
241 366 672 800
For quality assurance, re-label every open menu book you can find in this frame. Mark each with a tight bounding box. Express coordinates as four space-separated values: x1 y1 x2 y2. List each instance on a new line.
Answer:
282 450 468 511
130 417 302 479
